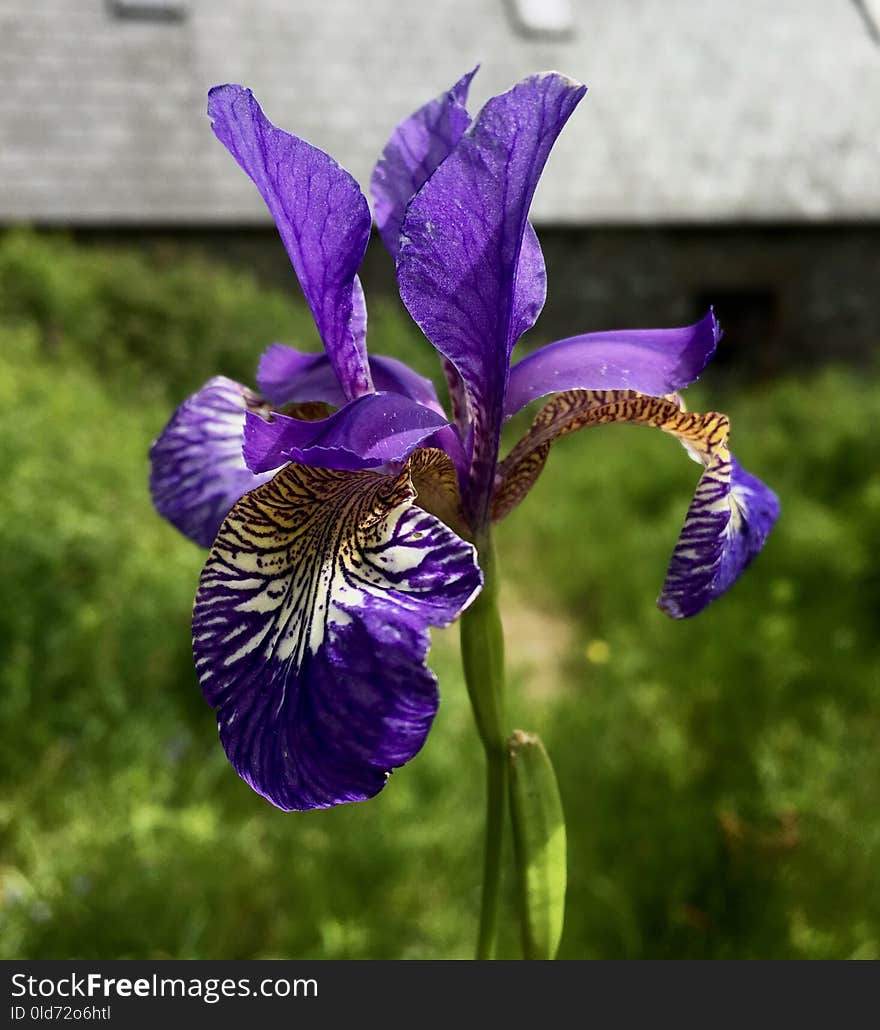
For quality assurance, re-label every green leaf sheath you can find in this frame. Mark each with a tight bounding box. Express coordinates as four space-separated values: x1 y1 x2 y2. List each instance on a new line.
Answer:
508 730 567 960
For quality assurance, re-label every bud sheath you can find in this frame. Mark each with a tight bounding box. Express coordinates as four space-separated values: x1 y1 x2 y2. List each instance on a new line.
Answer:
508 730 567 959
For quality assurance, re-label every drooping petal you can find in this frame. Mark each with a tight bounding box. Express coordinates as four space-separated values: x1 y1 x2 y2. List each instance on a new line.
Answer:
493 389 778 617
242 392 450 474
660 455 780 618
257 343 444 414
371 67 478 260
398 73 586 523
149 377 275 548
192 461 483 810
504 310 720 418
208 84 373 400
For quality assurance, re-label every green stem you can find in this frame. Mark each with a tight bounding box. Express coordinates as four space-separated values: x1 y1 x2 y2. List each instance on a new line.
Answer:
460 534 508 960
476 745 507 959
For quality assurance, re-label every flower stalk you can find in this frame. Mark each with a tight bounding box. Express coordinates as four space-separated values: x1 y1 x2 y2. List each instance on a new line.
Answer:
460 534 508 959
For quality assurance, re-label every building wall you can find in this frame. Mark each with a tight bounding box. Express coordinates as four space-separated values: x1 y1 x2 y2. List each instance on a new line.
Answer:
2 0 879 224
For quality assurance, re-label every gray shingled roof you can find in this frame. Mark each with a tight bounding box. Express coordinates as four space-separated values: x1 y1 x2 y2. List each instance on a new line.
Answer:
1 0 878 224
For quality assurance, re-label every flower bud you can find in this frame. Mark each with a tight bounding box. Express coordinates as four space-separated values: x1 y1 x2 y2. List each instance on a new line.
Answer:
508 730 567 959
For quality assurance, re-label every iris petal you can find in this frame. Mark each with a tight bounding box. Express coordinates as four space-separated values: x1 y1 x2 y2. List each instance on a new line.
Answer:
373 68 547 451
242 392 451 474
511 223 548 346
493 389 778 616
371 67 481 446
208 84 373 400
149 376 274 548
371 67 478 261
504 311 720 418
192 461 483 810
660 455 780 618
257 344 444 415
398 72 586 523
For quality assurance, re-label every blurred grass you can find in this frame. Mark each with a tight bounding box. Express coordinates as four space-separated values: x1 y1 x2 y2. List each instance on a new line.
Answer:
0 229 877 959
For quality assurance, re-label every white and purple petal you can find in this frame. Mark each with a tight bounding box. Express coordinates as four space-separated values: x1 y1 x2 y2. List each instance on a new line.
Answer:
398 73 586 524
149 376 274 548
504 310 720 418
192 462 483 810
208 85 373 400
659 455 780 618
242 392 450 474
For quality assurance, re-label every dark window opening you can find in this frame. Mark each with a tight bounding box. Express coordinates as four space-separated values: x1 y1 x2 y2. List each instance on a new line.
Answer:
108 0 187 22
694 286 782 382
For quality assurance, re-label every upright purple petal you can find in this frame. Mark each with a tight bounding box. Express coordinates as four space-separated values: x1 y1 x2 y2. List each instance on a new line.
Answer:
398 73 586 524
243 392 450 473
257 343 444 415
208 85 373 400
149 377 274 548
373 68 547 443
371 67 477 260
511 222 548 346
505 311 721 417
193 462 482 810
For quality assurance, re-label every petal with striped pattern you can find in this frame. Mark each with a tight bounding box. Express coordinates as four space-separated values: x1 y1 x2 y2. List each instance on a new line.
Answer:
660 454 779 618
149 376 274 548
192 460 483 810
492 389 778 617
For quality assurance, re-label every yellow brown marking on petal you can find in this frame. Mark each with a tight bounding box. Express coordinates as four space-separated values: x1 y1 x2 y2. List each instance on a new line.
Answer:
492 389 729 521
196 463 417 676
192 459 483 810
407 447 468 537
276 400 335 421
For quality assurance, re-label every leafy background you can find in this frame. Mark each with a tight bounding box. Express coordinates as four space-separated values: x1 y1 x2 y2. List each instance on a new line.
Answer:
1 229 878 959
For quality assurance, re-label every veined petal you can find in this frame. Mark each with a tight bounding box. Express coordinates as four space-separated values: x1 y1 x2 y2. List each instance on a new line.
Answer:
192 461 483 810
373 68 546 446
659 452 779 618
243 392 450 474
208 85 373 400
257 343 444 415
398 73 586 524
407 446 468 538
256 345 346 407
149 377 274 548
371 67 477 260
493 389 778 617
504 310 720 418
512 223 548 346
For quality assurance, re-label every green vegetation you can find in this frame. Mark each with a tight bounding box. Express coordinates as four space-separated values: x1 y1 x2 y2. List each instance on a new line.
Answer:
1 230 877 959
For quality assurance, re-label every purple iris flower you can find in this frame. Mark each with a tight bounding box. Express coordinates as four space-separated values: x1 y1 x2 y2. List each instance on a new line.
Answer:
150 70 778 812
